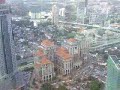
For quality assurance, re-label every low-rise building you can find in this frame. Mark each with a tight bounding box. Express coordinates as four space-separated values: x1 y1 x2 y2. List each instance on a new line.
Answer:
34 40 56 82
56 47 73 75
62 38 82 68
34 57 55 82
40 39 56 61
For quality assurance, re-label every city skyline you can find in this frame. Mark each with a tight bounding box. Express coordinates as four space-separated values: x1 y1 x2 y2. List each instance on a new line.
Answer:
0 0 120 90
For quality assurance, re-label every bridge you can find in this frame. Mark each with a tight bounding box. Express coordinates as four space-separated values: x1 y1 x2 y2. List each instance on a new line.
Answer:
59 21 120 51
89 38 120 51
58 21 120 33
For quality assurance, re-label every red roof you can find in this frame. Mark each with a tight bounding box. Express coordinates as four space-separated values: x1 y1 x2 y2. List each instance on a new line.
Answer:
40 57 52 65
35 48 45 57
35 56 52 68
56 47 71 60
67 38 77 43
41 39 54 47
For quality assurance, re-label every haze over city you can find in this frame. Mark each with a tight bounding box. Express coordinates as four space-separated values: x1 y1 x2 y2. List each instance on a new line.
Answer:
0 0 120 90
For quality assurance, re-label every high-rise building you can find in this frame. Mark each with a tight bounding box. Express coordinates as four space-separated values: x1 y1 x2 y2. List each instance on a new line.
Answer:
52 5 59 25
0 0 15 76
0 0 16 89
106 55 120 90
34 56 55 82
76 0 88 23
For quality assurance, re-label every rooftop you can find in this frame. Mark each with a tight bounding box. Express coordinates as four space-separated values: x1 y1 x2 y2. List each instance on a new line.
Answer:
35 48 44 57
110 55 120 69
40 57 52 65
41 39 54 47
35 56 52 68
56 47 72 60
108 49 120 58
67 38 77 43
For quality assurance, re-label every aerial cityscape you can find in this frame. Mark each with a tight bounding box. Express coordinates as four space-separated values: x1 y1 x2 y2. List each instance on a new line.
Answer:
0 0 120 90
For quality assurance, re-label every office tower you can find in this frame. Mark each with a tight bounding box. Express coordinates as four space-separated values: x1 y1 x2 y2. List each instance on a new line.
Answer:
106 55 120 90
52 5 59 25
0 0 16 89
76 0 88 23
84 0 88 15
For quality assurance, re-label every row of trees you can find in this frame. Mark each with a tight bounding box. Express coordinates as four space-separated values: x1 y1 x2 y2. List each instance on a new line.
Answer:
90 80 104 90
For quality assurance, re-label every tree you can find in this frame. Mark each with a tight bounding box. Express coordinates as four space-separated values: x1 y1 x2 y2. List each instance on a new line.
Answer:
16 55 21 60
76 78 81 83
52 76 57 81
97 29 105 36
39 22 52 27
117 19 120 23
90 80 101 90
67 33 75 38
41 83 55 90
103 53 108 60
57 85 68 90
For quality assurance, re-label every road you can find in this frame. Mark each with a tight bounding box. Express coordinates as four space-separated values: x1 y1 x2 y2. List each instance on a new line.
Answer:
59 21 120 33
72 53 97 81
90 38 120 50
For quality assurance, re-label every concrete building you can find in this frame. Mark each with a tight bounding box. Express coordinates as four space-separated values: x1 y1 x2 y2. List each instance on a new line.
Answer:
62 38 82 68
29 5 52 27
40 39 55 61
0 0 12 77
34 56 55 82
34 44 55 82
76 0 88 23
63 38 79 55
33 40 56 82
75 30 91 57
59 8 65 17
0 1 33 90
87 0 110 25
106 55 120 90
0 0 17 89
34 39 56 63
52 5 59 25
0 0 15 77
56 47 73 75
